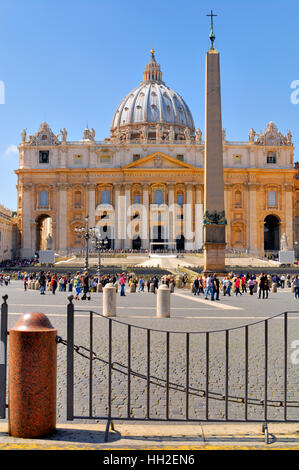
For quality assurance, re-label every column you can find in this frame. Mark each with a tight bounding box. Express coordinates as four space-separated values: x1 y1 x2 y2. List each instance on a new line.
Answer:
224 182 232 248
21 183 33 258
142 183 150 249
124 183 131 249
184 183 194 250
284 183 294 249
113 183 122 249
195 184 203 250
248 182 259 255
57 183 68 253
87 183 96 229
167 183 175 248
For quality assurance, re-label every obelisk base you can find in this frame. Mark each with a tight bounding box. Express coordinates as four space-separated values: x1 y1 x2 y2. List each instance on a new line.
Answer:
203 242 226 274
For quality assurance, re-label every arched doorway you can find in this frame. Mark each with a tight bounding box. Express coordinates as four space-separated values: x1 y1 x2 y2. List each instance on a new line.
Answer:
176 235 185 251
36 214 53 251
96 224 113 250
264 215 280 251
132 235 141 250
151 225 167 250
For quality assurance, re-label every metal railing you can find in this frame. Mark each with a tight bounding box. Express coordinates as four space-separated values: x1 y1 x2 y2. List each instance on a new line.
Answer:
1 295 298 443
62 298 299 442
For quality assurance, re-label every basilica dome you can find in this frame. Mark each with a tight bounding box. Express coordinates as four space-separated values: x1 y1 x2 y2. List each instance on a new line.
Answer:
110 51 195 143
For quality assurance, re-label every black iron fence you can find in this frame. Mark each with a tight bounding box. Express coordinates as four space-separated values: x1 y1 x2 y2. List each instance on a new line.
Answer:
1 295 299 444
61 298 299 442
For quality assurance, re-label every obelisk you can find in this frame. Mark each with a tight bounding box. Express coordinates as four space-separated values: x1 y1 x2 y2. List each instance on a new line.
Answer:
203 11 226 273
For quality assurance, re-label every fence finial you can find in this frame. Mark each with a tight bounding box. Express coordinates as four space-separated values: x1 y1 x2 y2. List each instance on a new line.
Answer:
68 295 74 303
2 295 8 304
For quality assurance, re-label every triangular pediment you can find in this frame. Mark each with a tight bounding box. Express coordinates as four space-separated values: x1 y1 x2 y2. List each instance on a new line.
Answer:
122 152 195 170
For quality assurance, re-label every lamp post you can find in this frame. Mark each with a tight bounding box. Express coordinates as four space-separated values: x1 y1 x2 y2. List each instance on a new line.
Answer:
92 231 109 278
74 215 93 272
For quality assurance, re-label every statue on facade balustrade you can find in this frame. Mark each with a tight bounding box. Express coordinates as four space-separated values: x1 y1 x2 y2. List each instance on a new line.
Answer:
249 127 256 142
21 129 27 143
46 234 53 250
280 233 288 251
184 126 191 143
60 128 67 142
195 127 202 143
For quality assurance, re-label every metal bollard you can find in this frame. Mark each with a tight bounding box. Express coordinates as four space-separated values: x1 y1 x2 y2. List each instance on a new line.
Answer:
156 284 170 318
103 283 116 317
8 312 57 438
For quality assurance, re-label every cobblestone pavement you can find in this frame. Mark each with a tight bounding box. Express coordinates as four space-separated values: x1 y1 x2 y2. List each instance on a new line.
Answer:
1 281 299 425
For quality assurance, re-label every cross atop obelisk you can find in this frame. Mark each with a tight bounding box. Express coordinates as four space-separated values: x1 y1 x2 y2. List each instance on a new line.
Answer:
206 9 217 49
203 9 226 273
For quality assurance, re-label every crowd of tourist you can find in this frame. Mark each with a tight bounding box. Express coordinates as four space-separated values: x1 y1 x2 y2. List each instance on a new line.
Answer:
2 269 299 301
189 272 288 301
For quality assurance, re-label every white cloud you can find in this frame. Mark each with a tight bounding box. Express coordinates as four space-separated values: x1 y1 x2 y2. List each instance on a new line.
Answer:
4 145 18 158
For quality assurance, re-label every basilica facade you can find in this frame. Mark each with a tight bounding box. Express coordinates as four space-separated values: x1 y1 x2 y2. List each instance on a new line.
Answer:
15 51 297 258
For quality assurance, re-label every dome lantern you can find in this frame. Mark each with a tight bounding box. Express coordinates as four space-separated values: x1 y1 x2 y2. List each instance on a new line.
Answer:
143 49 163 83
110 51 195 143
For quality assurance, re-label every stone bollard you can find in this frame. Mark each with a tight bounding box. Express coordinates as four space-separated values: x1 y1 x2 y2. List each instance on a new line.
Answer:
8 312 57 438
271 282 277 293
103 283 116 317
253 283 258 293
114 283 118 293
96 282 102 293
175 278 182 289
130 283 136 293
156 284 170 318
170 283 175 293
291 282 294 293
35 280 39 290
150 282 155 293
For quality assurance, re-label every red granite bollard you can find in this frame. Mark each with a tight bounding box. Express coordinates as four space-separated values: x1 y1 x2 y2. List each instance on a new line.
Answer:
8 312 57 438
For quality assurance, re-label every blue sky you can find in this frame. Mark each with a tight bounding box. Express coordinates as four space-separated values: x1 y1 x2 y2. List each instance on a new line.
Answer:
0 0 298 209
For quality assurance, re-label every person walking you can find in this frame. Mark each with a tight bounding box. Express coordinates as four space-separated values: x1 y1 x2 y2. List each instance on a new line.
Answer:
212 274 220 301
120 272 126 296
138 277 144 292
193 277 200 296
241 275 247 294
81 271 91 300
293 276 299 299
50 274 58 295
152 275 159 294
235 276 242 296
258 273 267 299
74 272 82 300
38 270 46 295
248 276 255 295
204 274 212 299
